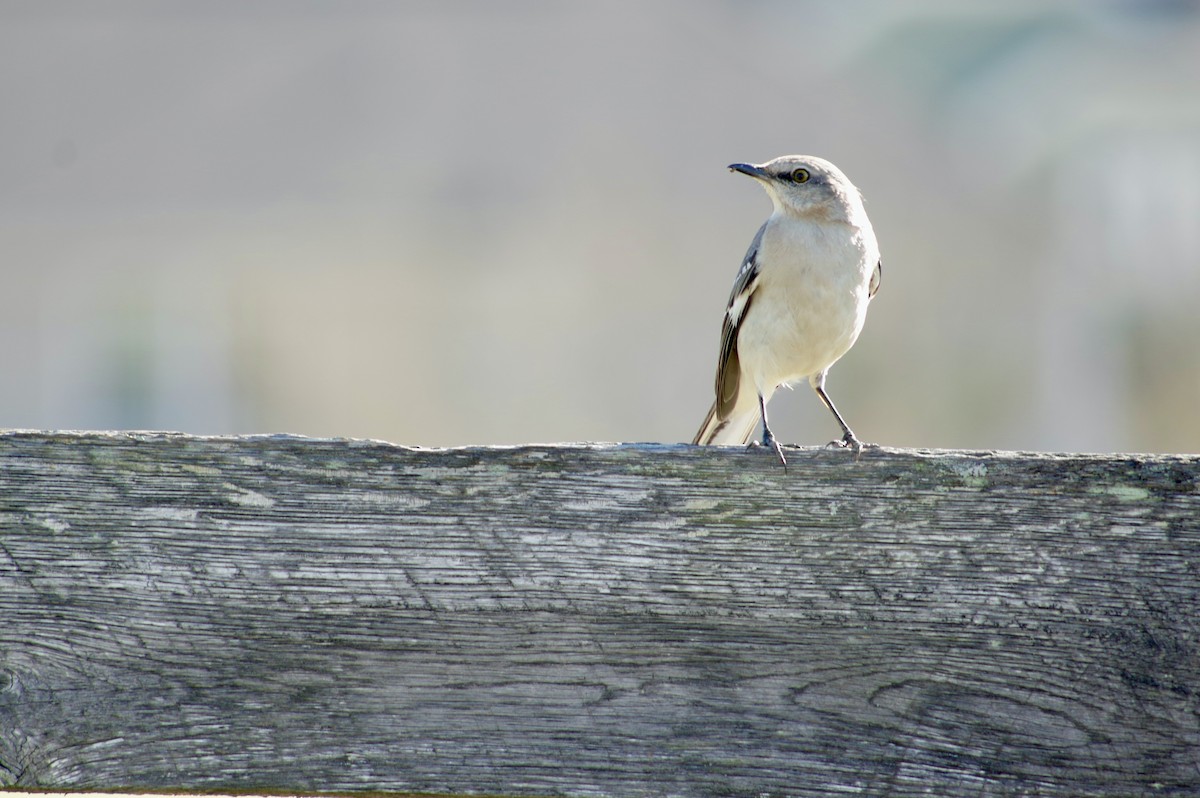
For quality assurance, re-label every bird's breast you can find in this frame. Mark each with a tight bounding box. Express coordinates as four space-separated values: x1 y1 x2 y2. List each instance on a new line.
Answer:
737 217 878 390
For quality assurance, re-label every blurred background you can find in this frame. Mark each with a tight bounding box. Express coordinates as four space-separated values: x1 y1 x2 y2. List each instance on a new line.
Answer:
2 0 1199 453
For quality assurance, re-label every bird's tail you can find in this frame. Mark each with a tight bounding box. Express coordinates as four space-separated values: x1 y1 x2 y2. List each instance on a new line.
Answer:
692 400 760 446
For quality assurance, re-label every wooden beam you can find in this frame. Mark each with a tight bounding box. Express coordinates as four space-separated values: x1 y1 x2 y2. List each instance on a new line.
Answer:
1 431 1197 797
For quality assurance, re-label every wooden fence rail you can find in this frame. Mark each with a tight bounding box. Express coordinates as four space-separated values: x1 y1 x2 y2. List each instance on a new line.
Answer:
1 431 1198 797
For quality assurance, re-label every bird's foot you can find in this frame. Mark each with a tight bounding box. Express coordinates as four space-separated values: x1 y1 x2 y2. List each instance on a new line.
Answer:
748 434 788 469
825 431 878 451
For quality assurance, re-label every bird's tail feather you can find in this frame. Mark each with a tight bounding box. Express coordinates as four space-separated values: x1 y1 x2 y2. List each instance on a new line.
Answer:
692 401 760 446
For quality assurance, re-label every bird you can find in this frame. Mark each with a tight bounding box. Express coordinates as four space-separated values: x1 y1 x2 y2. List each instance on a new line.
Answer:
692 155 882 466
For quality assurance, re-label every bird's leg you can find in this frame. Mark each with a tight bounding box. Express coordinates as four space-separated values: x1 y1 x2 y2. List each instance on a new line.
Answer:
811 376 871 450
758 392 787 468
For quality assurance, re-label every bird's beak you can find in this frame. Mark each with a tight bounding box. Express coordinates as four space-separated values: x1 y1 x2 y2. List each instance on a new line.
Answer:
728 163 769 180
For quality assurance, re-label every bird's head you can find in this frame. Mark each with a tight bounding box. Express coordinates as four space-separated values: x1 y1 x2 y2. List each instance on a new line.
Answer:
728 155 865 223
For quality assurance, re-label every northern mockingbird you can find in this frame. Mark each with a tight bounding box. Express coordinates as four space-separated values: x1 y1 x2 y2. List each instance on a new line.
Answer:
693 155 882 465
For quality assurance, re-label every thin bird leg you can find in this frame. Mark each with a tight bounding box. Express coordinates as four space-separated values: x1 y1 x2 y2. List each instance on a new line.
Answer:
758 392 787 467
812 382 863 449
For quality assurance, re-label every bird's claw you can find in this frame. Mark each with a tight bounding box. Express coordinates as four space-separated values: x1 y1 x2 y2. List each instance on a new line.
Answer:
826 432 876 451
748 434 788 469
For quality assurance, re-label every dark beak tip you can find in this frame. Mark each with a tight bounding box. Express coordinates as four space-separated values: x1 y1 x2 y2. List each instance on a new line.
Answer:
728 163 762 178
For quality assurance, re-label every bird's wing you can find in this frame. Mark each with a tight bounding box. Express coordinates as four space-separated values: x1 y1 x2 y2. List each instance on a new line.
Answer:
714 222 766 419
869 258 882 298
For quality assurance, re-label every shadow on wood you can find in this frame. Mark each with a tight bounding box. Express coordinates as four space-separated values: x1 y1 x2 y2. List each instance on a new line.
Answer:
1 431 1198 797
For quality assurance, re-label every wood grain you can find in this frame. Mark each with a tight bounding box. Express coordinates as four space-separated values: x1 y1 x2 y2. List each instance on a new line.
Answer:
1 431 1198 797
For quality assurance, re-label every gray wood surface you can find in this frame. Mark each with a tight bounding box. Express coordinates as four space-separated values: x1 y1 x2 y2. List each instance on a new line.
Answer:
1 431 1198 797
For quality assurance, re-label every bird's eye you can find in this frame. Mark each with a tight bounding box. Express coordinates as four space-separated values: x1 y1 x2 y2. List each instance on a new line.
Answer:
791 168 810 183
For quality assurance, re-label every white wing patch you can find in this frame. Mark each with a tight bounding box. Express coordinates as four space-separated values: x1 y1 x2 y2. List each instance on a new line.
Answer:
726 283 752 326
724 252 760 327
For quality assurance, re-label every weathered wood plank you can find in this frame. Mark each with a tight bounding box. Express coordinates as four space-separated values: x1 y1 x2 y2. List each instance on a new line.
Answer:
0 431 1198 797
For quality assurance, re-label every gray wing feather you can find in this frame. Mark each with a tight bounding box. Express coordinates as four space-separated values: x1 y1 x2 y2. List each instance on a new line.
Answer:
714 223 766 419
